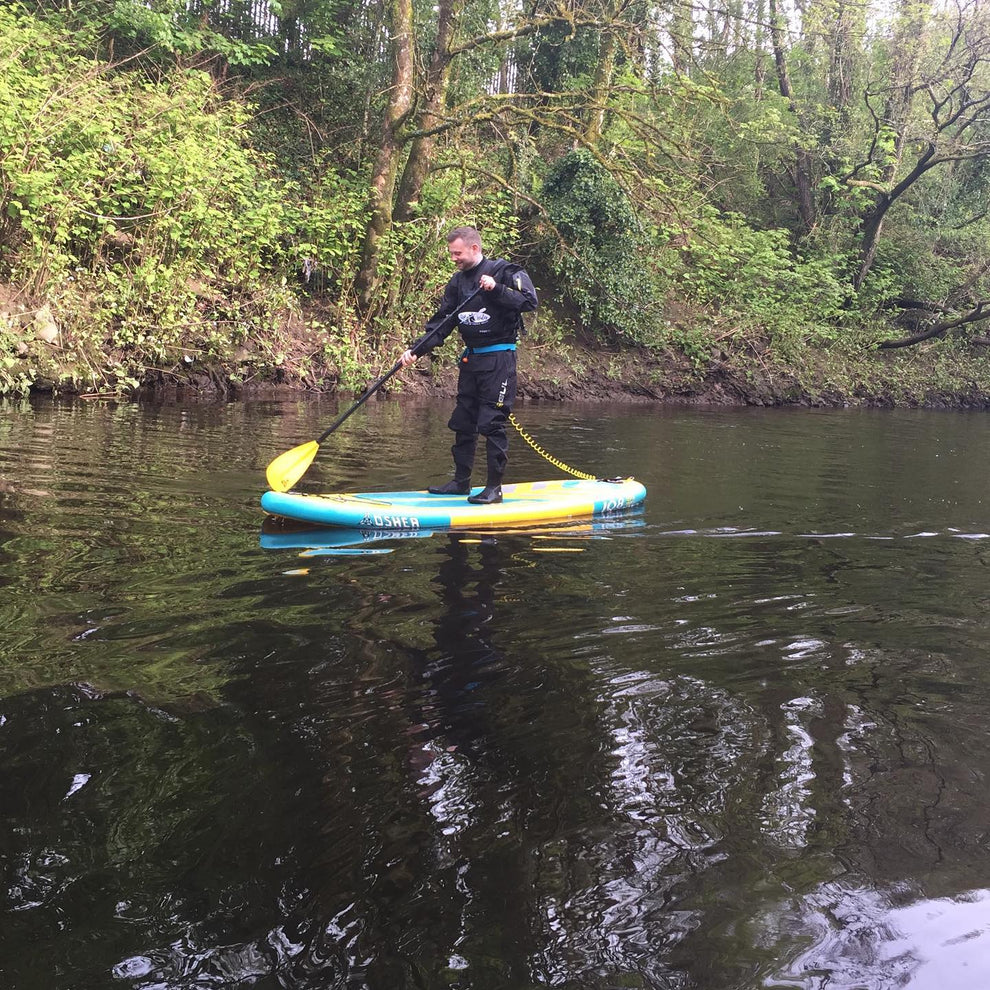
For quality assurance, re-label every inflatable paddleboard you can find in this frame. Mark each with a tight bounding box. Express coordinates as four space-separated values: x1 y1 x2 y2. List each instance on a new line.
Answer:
260 478 646 531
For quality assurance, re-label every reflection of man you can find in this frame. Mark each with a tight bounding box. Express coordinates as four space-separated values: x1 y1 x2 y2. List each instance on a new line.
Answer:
411 536 503 773
396 534 506 827
400 227 538 506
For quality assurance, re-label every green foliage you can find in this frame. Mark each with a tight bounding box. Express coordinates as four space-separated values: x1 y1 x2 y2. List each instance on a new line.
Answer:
861 203 990 324
0 321 36 396
543 148 637 249
344 170 526 350
0 5 296 391
45 0 277 65
287 170 369 291
701 85 801 222
1 0 989 399
676 211 854 342
109 1 273 63
539 149 668 345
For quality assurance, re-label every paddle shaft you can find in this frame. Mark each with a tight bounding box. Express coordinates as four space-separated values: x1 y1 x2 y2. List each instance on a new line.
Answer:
315 288 483 446
316 359 402 443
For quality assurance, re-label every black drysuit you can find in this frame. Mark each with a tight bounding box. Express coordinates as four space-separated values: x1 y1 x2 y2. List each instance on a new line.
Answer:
410 257 538 485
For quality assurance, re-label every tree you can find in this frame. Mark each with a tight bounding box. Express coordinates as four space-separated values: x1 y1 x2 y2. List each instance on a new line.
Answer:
767 0 817 230
352 0 414 313
849 0 990 291
392 0 460 223
351 0 634 312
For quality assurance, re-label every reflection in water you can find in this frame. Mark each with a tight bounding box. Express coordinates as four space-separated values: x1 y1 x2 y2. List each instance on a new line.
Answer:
257 510 647 556
760 695 819 849
403 536 504 834
3 400 990 988
764 882 990 989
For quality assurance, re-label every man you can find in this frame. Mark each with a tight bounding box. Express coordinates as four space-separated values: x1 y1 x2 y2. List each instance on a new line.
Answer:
400 226 538 505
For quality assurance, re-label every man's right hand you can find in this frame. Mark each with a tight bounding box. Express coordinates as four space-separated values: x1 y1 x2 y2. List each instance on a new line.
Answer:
400 349 418 367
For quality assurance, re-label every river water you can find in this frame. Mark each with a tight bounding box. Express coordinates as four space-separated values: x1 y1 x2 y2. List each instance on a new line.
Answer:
1 395 989 990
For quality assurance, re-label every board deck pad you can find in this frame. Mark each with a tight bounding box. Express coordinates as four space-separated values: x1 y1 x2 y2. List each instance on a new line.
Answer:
260 478 646 531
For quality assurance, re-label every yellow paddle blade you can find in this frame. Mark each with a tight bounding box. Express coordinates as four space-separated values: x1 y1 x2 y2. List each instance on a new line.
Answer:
266 440 320 493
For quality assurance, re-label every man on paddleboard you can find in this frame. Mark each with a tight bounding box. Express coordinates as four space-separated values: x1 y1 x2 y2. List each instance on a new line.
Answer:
400 226 538 505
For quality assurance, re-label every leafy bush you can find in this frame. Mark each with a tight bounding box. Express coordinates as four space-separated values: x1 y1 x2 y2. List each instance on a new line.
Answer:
862 201 990 312
0 5 297 389
343 170 527 350
539 149 669 344
675 210 854 342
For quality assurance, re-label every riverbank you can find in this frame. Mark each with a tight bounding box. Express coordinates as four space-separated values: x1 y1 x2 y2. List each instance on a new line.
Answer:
140 328 990 410
6 283 990 409
5 7 990 418
405 336 990 409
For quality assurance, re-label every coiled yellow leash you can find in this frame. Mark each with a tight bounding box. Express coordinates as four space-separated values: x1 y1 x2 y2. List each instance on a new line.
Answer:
508 413 598 480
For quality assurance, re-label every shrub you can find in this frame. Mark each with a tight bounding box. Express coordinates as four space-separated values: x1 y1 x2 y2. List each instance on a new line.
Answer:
674 210 854 343
0 5 296 389
539 149 668 345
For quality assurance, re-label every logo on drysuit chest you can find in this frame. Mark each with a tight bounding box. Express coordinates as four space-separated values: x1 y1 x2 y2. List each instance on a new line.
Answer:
458 309 490 326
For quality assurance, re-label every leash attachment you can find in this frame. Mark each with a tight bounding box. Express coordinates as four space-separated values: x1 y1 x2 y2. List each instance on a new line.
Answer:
508 413 598 481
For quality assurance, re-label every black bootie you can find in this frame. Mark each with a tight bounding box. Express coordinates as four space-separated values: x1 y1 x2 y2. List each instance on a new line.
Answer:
428 478 471 495
467 484 502 505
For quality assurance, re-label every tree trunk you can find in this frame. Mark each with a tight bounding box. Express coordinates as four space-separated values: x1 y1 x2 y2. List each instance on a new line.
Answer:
669 0 693 73
394 0 459 223
354 0 415 314
853 0 931 288
753 0 767 99
826 0 855 110
882 0 930 173
854 144 937 290
584 25 618 144
768 0 816 231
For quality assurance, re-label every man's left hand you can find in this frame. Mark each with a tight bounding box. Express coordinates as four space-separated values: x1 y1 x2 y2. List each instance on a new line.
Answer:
479 275 496 291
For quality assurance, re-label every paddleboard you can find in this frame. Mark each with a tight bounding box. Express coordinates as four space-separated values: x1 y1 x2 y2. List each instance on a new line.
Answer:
260 478 646 531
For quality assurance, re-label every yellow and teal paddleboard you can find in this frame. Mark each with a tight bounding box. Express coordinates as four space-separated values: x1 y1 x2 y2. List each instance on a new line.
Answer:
260 478 646 531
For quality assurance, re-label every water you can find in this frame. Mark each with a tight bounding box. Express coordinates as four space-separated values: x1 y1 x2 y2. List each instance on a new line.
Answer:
1 396 989 989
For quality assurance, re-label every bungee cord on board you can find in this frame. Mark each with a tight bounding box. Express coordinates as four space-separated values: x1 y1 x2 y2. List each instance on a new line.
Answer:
507 413 598 481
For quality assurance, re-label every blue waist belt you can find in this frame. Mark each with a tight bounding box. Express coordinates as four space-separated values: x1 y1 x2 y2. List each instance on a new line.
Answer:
463 343 517 354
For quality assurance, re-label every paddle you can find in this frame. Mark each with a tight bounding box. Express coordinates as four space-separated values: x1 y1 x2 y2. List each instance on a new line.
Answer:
266 289 483 493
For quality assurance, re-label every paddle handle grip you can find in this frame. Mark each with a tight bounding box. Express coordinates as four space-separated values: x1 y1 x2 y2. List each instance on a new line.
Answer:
315 288 483 445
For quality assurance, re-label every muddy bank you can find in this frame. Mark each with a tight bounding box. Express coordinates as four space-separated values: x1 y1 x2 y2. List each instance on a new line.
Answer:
41 368 990 411
7 278 990 409
347 339 990 411
120 337 990 412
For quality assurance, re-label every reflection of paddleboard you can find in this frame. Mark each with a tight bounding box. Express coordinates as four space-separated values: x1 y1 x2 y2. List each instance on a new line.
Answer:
260 478 647 531
259 513 646 553
260 526 435 551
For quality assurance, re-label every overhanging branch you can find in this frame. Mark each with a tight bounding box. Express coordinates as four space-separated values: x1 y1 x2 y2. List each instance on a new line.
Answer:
878 301 990 348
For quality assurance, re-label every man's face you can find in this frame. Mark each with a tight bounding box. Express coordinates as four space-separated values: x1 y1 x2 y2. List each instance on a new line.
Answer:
448 237 482 271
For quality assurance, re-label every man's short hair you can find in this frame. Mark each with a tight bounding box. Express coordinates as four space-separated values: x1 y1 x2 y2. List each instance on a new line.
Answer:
447 226 482 249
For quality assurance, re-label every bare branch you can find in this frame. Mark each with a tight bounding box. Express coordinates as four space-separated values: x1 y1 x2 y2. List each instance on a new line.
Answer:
878 302 990 348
